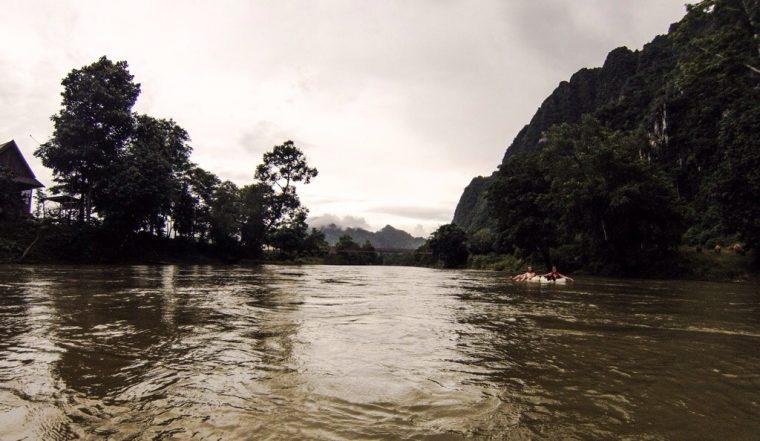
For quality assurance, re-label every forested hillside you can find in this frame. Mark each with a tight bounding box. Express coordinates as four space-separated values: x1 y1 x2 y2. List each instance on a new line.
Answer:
317 224 426 250
453 0 760 274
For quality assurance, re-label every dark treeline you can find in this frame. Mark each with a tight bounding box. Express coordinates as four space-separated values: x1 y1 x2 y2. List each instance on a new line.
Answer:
450 0 760 276
3 56 329 262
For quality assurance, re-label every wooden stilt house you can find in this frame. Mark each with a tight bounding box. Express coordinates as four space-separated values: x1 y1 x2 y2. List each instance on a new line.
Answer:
0 140 45 214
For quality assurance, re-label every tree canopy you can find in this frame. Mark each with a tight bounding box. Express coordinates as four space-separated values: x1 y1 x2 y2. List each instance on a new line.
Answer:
35 56 141 222
489 117 684 274
428 223 469 268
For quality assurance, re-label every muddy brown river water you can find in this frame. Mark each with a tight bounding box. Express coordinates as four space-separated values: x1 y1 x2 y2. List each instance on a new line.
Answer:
0 265 758 440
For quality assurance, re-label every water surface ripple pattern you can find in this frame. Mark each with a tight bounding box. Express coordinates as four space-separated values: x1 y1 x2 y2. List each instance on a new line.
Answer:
0 265 758 440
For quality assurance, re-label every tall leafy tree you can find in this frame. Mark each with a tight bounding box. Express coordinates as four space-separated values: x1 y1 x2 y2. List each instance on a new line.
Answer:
254 140 318 238
35 56 141 222
99 115 192 234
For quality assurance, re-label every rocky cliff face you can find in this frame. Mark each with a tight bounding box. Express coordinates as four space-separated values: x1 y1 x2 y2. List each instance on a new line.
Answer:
455 0 760 254
453 33 677 233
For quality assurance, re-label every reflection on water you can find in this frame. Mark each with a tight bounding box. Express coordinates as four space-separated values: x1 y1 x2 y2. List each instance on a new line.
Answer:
0 265 758 440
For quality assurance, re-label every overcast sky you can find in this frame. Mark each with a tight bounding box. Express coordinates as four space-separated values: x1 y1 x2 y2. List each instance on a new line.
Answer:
0 1 690 236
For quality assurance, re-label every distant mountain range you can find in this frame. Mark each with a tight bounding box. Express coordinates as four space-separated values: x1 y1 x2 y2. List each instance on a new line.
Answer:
315 224 426 250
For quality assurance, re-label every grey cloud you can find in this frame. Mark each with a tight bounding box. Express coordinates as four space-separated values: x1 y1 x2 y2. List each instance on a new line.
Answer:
368 205 452 221
239 121 294 155
505 1 688 70
307 214 372 230
506 1 611 68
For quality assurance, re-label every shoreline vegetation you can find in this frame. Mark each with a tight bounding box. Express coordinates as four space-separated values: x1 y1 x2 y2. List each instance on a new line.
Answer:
2 218 755 283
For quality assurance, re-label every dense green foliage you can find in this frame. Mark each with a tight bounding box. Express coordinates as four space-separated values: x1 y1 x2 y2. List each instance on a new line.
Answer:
428 223 469 268
453 0 760 273
490 117 684 274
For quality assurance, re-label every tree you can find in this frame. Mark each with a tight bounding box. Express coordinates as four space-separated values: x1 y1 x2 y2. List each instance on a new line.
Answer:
35 56 141 222
334 234 363 264
360 240 379 264
268 211 309 257
98 115 192 234
303 228 330 256
181 166 221 242
239 183 269 256
428 223 469 268
209 180 241 248
254 140 317 239
488 152 557 266
714 94 760 253
468 228 496 255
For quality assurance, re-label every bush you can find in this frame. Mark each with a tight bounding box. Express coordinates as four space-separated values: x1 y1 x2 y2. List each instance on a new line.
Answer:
468 253 523 272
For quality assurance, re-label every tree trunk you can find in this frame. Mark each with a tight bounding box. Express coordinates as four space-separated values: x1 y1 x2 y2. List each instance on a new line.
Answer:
85 183 93 223
740 0 760 57
18 228 42 263
739 0 760 74
78 183 86 224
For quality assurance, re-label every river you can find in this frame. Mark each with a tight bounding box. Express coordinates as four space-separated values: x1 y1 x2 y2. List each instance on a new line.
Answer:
0 265 758 440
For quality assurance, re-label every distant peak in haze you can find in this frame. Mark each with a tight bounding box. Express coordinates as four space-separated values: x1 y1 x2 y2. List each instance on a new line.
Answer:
307 214 372 230
314 223 426 250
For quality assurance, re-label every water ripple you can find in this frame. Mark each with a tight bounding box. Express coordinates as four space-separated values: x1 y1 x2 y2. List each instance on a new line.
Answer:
0 265 758 439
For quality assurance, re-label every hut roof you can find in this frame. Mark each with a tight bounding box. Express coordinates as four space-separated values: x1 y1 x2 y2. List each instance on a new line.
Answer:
0 140 44 190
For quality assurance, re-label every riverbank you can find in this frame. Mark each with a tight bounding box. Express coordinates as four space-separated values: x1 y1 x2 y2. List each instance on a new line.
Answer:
2 220 756 282
0 220 231 265
464 248 758 283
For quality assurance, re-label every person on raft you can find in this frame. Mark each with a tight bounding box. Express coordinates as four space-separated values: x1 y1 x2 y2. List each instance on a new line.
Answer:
543 265 574 281
512 266 536 281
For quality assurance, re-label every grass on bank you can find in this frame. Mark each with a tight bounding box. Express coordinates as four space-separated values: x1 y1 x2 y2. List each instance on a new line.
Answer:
670 246 756 282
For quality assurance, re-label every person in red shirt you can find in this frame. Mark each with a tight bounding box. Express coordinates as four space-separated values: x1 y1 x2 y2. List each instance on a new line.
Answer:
543 265 574 281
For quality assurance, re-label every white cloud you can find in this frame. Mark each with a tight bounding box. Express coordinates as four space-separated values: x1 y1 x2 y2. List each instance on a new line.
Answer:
307 214 372 230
